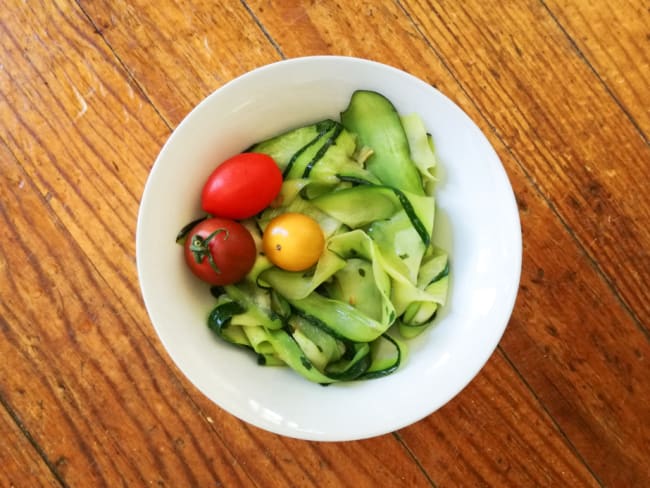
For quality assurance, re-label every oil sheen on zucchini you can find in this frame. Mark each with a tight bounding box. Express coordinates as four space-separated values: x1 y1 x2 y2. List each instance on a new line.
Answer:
202 90 449 384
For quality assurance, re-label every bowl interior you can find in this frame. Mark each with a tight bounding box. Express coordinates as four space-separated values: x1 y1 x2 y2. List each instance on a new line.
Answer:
136 56 521 441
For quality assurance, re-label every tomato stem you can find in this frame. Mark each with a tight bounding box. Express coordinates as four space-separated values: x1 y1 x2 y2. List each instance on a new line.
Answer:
189 228 229 274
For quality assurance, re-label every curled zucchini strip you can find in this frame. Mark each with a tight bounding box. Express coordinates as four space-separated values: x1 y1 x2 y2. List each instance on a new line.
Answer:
257 249 347 300
249 119 337 174
201 92 451 383
267 329 338 384
286 123 341 179
223 283 283 330
327 229 395 327
360 333 404 379
341 90 425 196
400 113 438 189
368 210 427 285
287 292 387 343
311 185 401 228
393 249 450 337
310 182 434 246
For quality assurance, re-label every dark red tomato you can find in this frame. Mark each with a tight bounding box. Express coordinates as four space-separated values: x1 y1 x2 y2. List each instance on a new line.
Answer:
184 218 256 285
201 153 282 220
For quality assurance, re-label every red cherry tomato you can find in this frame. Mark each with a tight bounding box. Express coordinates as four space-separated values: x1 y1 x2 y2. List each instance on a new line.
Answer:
201 153 282 220
184 218 256 285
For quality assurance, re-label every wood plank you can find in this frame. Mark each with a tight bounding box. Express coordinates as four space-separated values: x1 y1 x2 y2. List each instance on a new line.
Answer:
185 396 437 488
0 403 60 488
242 0 650 485
545 0 650 136
241 0 466 101
0 1 435 486
0 142 253 486
0 1 255 485
394 2 650 484
499 160 650 486
77 0 469 125
2 0 638 484
78 0 283 127
0 0 166 341
64 0 650 484
68 0 593 484
399 0 650 332
0 162 435 486
399 352 600 487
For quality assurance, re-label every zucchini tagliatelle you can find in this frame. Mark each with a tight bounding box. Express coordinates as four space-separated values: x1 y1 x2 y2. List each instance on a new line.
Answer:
205 90 449 384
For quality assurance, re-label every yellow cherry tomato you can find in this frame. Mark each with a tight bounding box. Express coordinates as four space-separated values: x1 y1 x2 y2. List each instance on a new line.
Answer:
263 213 325 271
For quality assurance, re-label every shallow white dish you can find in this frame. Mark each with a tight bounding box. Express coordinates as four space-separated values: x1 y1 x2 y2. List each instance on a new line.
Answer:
136 56 522 441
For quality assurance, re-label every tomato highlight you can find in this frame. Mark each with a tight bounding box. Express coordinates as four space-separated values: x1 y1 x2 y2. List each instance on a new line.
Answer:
184 218 256 285
263 213 325 272
201 153 282 220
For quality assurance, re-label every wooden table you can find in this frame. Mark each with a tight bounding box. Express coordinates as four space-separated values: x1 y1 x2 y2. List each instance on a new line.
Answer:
1 1 648 486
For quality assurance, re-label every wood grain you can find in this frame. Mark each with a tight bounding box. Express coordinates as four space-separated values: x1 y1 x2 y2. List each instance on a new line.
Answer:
72 1 608 484
78 0 283 127
545 0 650 136
493 156 649 487
0 396 59 488
0 143 252 486
0 1 436 486
399 0 650 332
186 413 436 488
244 0 465 98
400 351 601 487
242 0 650 485
0 0 165 338
1 0 648 486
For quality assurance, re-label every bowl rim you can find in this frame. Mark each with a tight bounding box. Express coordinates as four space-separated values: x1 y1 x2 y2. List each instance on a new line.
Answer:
136 55 523 441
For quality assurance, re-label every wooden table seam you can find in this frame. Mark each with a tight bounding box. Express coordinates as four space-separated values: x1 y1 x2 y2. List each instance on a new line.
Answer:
397 0 649 339
496 346 605 487
64 5 433 486
392 431 438 488
68 4 441 486
241 0 285 59
540 0 649 144
3 1 645 484
0 385 68 488
74 0 175 133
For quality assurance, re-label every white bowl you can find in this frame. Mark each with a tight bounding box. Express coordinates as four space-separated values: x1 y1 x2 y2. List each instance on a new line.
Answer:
136 56 522 441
